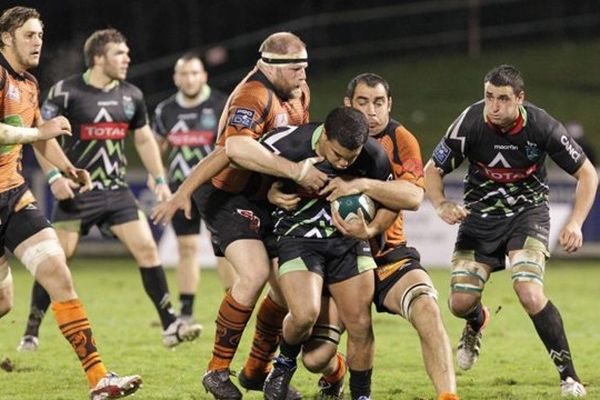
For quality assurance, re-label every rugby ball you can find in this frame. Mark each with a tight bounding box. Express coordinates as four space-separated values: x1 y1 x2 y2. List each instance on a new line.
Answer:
331 193 376 223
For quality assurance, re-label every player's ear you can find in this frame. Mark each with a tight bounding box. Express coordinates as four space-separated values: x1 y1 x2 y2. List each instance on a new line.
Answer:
388 96 393 112
1 32 12 48
343 97 351 107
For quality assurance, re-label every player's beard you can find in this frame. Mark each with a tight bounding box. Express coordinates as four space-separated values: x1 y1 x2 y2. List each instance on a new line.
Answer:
12 38 40 69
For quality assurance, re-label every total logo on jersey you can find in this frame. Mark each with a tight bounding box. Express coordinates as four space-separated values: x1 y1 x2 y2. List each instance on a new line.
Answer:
166 119 214 147
80 107 127 141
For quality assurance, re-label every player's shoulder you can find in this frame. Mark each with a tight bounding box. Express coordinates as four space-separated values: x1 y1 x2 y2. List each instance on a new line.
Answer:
154 93 177 112
119 80 145 99
523 101 558 127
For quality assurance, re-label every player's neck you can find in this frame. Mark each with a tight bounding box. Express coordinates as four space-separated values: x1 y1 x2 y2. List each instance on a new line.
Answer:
86 68 119 90
0 49 27 75
176 85 210 108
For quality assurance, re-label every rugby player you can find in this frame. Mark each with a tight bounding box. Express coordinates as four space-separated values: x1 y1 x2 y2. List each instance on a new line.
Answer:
0 6 141 398
260 106 396 400
153 32 326 400
268 74 459 400
153 53 236 321
17 28 202 352
424 64 597 397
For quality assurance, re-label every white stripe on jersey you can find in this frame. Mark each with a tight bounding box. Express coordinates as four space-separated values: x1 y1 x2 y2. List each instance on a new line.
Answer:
261 126 299 155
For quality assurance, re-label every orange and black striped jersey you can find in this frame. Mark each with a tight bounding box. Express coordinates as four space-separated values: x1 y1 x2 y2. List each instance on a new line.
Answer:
370 120 424 257
0 53 41 194
212 68 310 193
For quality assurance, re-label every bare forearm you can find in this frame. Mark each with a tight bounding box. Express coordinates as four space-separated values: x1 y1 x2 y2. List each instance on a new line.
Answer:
359 178 424 211
569 160 599 226
226 136 300 180
367 207 397 237
31 139 73 171
0 123 40 144
135 131 166 179
424 161 448 208
178 146 230 196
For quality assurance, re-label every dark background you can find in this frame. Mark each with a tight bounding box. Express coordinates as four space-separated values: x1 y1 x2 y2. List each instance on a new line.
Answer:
4 0 599 108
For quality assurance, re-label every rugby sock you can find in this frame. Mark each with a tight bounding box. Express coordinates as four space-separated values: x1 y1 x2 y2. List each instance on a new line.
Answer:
278 338 302 365
51 299 107 387
322 352 346 384
530 300 579 381
242 295 287 379
349 368 372 399
179 293 195 317
438 393 460 400
139 266 177 330
207 290 253 371
24 280 51 337
465 303 486 332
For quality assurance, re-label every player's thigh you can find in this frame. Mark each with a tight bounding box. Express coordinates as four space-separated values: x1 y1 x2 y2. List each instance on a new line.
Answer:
176 234 199 258
0 256 13 316
381 267 436 317
279 270 323 324
13 228 74 301
328 270 374 329
54 228 81 259
110 217 160 265
224 239 271 284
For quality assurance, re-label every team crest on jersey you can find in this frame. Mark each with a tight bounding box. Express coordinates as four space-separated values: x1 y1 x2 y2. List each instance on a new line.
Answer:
274 113 288 128
433 141 451 164
230 108 254 129
122 96 135 119
200 109 217 129
6 84 20 101
525 141 541 161
41 102 59 120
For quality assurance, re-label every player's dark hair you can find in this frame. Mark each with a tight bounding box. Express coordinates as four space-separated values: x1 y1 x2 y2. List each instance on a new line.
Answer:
484 64 524 95
178 52 202 64
0 6 41 49
324 107 369 150
346 72 391 99
83 28 127 68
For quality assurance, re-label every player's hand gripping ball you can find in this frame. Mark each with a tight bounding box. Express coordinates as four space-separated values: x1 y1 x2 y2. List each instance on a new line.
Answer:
331 193 376 223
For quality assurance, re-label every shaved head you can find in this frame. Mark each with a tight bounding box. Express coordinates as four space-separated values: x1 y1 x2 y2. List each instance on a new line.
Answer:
259 32 305 55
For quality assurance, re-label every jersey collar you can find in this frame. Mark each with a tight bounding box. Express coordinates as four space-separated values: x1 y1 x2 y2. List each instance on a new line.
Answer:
175 84 211 108
83 69 120 90
0 51 26 80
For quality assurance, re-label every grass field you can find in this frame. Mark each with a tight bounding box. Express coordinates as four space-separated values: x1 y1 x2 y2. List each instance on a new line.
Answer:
0 257 598 399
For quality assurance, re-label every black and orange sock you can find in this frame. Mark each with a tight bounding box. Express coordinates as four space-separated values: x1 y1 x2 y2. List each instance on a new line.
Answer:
323 352 346 384
207 290 254 371
140 266 176 329
242 295 287 379
51 299 107 387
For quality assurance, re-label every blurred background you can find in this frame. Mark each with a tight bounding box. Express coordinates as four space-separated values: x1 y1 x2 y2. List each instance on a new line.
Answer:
5 0 599 261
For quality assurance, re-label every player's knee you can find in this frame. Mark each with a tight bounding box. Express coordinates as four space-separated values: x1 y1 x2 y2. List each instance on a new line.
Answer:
134 240 160 265
0 264 13 317
449 258 489 313
513 282 546 314
448 292 479 317
291 307 320 333
20 239 65 277
302 325 341 372
344 314 373 342
177 241 197 259
510 249 545 286
400 282 438 321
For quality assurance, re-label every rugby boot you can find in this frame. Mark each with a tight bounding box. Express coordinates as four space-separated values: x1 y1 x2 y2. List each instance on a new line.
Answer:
456 306 490 370
263 356 298 400
560 377 587 397
202 369 242 400
238 368 302 399
162 316 203 348
89 371 142 400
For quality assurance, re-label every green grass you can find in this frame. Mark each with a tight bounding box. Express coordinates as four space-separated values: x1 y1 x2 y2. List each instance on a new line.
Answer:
1 258 598 399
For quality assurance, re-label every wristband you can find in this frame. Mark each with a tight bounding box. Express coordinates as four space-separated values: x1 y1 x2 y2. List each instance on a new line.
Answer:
47 169 63 185
154 175 166 185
